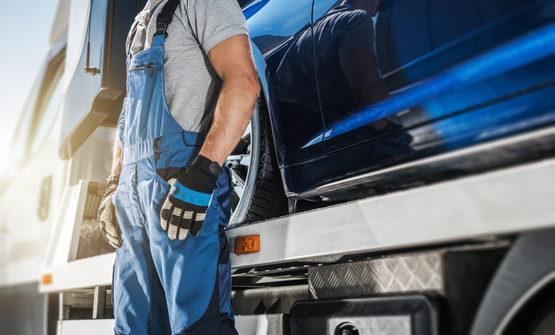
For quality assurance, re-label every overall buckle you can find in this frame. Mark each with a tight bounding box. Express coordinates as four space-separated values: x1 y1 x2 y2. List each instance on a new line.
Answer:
155 13 173 37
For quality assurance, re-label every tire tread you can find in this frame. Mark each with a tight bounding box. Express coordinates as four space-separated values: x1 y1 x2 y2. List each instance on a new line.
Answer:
243 98 288 223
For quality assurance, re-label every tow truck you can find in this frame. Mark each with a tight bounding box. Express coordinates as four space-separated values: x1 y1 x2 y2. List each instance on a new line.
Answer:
2 0 555 334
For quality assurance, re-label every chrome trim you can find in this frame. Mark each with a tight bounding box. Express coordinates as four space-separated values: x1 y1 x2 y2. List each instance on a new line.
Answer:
228 103 261 227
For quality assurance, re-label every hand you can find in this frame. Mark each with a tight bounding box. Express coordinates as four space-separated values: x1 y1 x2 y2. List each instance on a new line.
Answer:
160 155 222 240
98 175 122 249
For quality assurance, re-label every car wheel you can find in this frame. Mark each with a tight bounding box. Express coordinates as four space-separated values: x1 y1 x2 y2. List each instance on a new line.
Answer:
226 96 288 227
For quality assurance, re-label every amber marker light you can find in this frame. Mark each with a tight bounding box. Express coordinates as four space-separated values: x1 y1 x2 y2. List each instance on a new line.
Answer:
42 274 53 285
235 235 260 254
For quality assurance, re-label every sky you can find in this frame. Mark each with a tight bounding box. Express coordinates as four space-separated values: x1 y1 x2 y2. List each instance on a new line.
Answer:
0 0 60 172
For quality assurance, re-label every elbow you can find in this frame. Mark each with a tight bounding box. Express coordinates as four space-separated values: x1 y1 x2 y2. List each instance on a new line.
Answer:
245 75 261 101
254 79 261 97
223 72 261 101
237 72 261 100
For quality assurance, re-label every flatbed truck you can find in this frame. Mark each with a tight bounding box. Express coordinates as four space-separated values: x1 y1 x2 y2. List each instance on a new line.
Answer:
2 0 555 334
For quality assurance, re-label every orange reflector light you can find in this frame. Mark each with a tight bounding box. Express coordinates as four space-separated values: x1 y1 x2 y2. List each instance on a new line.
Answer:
42 274 53 285
235 235 260 254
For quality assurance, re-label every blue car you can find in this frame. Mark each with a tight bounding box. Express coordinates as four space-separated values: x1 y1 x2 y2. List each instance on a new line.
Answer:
236 0 555 221
60 0 555 226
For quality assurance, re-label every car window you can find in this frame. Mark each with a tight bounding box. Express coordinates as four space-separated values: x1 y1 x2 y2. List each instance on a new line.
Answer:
10 48 65 167
11 67 45 164
30 73 64 155
238 0 251 8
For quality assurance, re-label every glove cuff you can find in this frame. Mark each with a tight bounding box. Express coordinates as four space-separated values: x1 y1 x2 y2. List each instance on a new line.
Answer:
192 155 222 180
105 174 119 195
177 155 222 194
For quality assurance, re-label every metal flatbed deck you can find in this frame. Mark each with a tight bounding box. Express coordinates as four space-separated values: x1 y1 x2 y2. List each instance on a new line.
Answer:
227 158 555 269
41 156 555 292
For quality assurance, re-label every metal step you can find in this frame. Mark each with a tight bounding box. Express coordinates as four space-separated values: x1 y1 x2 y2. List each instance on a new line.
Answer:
57 319 115 335
308 246 507 335
56 315 288 335
290 295 438 335
235 314 289 335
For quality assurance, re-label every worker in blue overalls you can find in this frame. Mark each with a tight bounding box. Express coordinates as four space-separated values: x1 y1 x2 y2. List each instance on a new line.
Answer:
96 0 260 334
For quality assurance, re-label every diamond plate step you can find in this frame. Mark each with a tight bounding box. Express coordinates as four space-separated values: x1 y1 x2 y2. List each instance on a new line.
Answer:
308 248 506 335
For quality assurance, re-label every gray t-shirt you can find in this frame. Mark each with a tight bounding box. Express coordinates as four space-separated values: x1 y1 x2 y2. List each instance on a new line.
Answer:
127 0 249 133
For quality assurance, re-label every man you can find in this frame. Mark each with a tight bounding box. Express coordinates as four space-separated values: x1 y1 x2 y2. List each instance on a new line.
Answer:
267 0 409 147
97 0 260 334
268 0 389 113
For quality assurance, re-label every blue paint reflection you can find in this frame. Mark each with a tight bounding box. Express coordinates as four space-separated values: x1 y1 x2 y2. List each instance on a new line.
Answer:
247 0 313 38
243 0 270 20
303 23 555 148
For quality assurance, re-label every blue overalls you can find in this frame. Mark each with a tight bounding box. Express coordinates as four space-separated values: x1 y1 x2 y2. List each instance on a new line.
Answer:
112 30 237 335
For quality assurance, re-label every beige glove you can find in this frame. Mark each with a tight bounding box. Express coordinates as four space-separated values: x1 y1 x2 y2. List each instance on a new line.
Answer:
98 176 122 249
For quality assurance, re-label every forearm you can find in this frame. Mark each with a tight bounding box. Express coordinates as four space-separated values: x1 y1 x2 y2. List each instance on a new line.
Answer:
111 131 122 175
200 34 260 166
199 77 260 166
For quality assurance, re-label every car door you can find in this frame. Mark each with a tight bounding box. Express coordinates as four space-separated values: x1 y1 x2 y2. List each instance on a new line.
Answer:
246 0 325 167
313 0 555 157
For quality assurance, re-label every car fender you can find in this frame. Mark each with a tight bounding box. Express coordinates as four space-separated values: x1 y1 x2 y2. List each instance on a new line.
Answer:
250 40 285 168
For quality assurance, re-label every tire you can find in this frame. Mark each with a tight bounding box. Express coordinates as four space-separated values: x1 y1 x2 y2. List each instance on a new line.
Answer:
500 278 555 334
531 307 555 335
225 96 288 227
471 229 555 335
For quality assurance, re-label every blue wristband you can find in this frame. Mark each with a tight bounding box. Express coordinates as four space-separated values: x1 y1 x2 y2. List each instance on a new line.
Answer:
170 181 212 206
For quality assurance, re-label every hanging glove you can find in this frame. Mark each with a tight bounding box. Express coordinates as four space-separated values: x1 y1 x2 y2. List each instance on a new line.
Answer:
160 155 222 241
98 175 122 249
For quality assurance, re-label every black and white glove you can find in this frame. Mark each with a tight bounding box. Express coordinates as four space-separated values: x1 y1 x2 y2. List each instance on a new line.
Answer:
160 155 222 240
98 175 122 249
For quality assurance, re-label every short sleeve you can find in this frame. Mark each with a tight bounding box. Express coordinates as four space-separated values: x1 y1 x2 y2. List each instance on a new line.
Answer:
337 10 375 55
184 0 249 54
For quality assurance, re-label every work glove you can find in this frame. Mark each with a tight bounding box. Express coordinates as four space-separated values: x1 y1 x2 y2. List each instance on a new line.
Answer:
98 175 122 249
160 155 222 241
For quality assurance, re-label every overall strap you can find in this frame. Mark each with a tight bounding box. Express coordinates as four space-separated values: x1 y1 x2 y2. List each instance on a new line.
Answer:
155 0 180 37
155 0 201 46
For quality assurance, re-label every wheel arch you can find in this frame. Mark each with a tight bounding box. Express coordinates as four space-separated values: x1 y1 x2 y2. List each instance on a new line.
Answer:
471 228 555 335
497 271 555 334
250 40 285 169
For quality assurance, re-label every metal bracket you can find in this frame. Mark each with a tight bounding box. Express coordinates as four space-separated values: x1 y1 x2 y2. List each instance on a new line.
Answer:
92 286 106 319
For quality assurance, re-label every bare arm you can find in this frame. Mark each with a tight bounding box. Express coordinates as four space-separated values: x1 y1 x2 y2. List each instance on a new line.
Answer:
202 34 261 166
110 35 259 172
111 132 122 175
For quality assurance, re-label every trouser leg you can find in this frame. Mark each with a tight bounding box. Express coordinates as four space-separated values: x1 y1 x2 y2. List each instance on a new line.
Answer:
113 158 236 334
112 164 171 335
139 161 236 334
175 226 237 335
217 226 238 335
